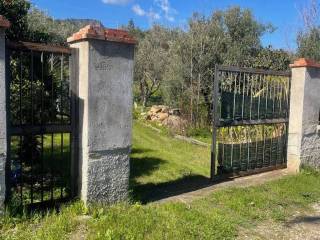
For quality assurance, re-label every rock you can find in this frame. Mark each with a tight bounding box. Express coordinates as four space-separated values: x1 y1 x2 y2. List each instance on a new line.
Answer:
150 106 163 114
161 107 169 113
158 112 169 121
146 105 185 133
145 114 152 120
151 115 159 121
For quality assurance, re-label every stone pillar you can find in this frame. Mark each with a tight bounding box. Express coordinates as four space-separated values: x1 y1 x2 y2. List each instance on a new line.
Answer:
68 25 135 204
287 58 320 172
0 16 10 214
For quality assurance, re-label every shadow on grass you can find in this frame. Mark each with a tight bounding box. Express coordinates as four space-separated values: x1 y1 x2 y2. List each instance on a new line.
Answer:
130 150 211 203
130 156 165 179
130 175 211 204
131 147 154 155
288 216 320 225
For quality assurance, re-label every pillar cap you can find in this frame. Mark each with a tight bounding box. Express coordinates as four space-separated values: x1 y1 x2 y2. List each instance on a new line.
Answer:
290 58 320 68
0 15 10 29
67 24 136 45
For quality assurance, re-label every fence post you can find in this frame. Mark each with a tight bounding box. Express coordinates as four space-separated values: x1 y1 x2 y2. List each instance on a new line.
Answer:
0 16 10 214
67 25 135 204
287 58 320 172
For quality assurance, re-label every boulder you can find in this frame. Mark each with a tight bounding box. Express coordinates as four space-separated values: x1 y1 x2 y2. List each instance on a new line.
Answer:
158 112 169 121
160 106 169 113
150 105 163 114
146 105 185 133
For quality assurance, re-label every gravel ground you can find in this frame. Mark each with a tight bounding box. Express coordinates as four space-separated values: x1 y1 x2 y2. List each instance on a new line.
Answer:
238 203 320 240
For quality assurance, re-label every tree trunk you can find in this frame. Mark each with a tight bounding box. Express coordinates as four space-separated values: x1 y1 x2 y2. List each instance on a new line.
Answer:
196 73 201 127
202 89 212 124
142 95 147 108
140 81 146 107
190 35 194 125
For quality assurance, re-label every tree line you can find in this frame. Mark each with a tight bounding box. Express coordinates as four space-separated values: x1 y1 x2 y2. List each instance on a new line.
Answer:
1 0 320 127
124 8 292 126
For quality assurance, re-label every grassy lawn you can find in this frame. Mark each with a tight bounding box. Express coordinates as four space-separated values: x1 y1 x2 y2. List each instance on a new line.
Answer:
1 121 320 239
131 121 211 202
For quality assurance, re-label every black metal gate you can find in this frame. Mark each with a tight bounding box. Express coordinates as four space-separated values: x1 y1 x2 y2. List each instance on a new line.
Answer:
211 65 291 180
5 41 78 210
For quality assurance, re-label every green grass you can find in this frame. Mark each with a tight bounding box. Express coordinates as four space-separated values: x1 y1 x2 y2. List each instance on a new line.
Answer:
130 121 211 202
1 121 320 240
1 170 320 240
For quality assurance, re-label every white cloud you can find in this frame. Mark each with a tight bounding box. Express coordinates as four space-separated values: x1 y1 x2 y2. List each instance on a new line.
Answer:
155 0 177 22
132 4 161 22
102 0 131 5
156 0 169 14
132 4 145 16
148 10 161 21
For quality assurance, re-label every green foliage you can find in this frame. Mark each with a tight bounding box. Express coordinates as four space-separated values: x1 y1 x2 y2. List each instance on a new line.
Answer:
134 25 174 106
0 0 30 40
296 0 320 61
162 7 289 126
0 0 101 43
186 126 211 139
131 6 291 127
122 19 145 41
253 46 292 71
220 7 274 66
27 8 103 44
297 27 320 61
2 2 292 127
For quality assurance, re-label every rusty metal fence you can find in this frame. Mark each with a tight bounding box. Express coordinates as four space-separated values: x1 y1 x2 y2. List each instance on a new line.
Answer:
5 41 78 210
211 66 291 179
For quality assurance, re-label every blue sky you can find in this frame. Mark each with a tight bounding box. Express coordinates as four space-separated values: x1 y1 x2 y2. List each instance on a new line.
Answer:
31 0 313 50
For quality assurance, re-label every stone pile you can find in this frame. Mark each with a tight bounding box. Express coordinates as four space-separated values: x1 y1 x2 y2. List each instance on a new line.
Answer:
146 105 187 132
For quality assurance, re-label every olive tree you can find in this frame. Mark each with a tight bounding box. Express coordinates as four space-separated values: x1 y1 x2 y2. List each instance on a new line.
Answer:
297 0 320 61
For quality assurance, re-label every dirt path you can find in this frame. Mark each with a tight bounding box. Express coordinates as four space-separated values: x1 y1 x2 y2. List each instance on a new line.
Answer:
157 169 320 239
70 216 91 240
238 203 320 240
157 169 291 204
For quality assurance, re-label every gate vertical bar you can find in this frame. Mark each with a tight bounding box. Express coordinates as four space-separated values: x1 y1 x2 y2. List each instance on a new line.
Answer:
284 75 291 165
60 54 64 199
211 65 220 180
30 50 34 205
19 52 23 205
4 43 11 206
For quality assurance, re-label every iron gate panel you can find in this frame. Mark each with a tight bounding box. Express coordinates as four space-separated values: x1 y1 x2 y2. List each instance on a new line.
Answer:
211 66 291 179
5 41 77 210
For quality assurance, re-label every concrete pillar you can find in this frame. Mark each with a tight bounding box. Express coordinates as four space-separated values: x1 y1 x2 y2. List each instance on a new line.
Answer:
0 16 10 214
67 25 135 204
287 58 320 172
